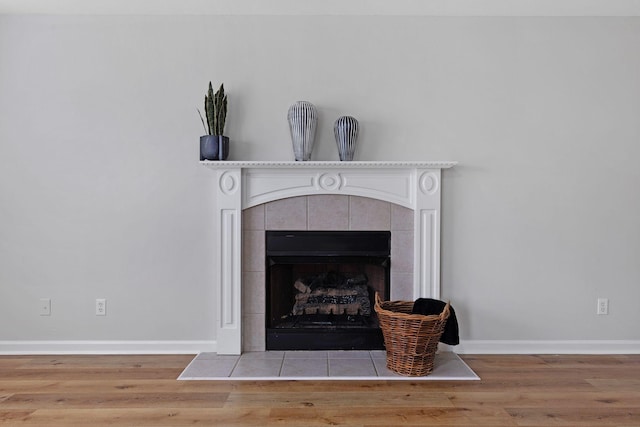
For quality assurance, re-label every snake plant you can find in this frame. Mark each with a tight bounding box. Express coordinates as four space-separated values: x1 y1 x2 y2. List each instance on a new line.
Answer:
198 82 227 135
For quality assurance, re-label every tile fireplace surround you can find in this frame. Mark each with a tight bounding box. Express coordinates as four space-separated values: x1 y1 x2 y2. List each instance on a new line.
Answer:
202 161 457 354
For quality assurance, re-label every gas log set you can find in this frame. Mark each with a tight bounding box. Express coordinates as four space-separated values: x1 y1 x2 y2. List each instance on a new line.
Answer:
292 272 371 317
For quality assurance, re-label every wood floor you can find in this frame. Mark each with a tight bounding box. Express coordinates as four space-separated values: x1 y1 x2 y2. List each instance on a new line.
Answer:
1 354 639 426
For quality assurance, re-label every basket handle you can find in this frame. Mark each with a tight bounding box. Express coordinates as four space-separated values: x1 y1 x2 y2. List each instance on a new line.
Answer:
376 291 451 321
440 301 451 321
374 291 383 307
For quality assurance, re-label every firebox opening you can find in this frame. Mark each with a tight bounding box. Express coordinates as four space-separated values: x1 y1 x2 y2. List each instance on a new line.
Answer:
265 231 390 351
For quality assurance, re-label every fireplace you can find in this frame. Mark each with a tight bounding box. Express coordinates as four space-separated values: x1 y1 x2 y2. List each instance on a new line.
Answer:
266 230 390 350
202 161 456 354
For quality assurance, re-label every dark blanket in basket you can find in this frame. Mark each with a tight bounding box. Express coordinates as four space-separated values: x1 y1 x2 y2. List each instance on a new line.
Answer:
411 299 459 345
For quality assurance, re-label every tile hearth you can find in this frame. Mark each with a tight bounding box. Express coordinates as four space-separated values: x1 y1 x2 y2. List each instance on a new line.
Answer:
178 351 479 381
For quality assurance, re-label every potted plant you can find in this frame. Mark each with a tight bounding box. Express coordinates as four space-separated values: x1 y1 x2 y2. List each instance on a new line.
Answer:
198 82 228 160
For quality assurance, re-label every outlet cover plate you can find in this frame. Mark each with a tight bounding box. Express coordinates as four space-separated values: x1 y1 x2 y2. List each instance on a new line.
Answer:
39 298 51 316
96 298 106 316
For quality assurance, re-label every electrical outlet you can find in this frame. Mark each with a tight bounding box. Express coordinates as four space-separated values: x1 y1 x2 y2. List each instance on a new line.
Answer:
96 298 106 316
597 298 609 315
39 298 51 316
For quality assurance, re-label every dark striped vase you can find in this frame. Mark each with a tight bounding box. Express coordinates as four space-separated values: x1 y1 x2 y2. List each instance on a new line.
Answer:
334 116 359 161
287 101 318 161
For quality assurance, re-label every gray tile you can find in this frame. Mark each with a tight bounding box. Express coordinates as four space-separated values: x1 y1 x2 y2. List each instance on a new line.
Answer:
240 351 285 360
370 352 480 379
242 230 265 272
308 195 349 230
231 358 283 377
429 352 479 379
369 350 387 360
265 196 307 230
194 353 241 361
329 358 377 377
328 350 372 359
281 358 328 377
242 313 265 352
242 271 265 315
180 359 239 378
349 196 391 230
391 204 414 231
391 230 413 273
243 204 265 230
285 350 328 359
372 357 404 378
390 272 414 301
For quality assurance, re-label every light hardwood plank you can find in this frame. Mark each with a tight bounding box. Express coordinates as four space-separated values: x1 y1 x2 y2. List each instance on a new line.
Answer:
8 408 271 426
505 407 640 426
1 354 639 426
225 391 452 408
267 406 516 426
0 392 228 410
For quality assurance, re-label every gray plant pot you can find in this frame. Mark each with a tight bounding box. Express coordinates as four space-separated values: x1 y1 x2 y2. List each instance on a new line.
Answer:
200 135 229 161
200 135 219 160
218 136 229 160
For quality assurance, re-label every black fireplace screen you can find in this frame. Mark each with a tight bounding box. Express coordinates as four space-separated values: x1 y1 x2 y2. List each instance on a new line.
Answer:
265 230 390 350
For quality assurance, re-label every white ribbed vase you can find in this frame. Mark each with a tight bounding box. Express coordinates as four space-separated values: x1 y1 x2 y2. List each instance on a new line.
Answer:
334 116 359 161
287 101 318 161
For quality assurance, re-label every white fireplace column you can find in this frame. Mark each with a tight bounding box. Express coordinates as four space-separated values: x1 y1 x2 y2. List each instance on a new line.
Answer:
204 161 456 355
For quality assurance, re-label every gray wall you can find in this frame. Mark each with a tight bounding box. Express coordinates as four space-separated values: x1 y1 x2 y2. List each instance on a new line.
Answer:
1 14 639 351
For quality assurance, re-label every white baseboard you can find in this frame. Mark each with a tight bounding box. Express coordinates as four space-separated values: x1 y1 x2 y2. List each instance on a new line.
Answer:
0 340 217 355
445 340 640 354
3 339 640 355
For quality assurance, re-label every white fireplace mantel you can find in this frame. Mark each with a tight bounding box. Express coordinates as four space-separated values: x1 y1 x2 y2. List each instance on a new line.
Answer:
203 161 457 354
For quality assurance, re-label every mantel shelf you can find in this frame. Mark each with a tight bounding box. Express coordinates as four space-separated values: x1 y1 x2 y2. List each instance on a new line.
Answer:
201 160 457 170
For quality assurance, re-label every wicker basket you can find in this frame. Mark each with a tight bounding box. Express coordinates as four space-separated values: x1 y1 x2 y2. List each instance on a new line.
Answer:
374 292 450 376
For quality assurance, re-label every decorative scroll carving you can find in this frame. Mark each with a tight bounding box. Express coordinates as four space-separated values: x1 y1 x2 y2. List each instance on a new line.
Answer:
219 171 238 195
419 172 439 195
317 173 342 191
